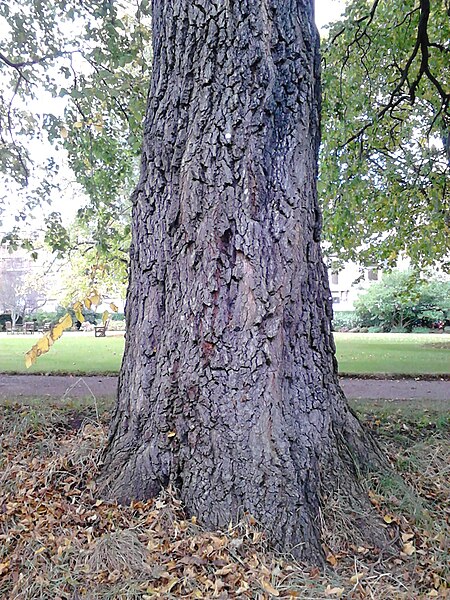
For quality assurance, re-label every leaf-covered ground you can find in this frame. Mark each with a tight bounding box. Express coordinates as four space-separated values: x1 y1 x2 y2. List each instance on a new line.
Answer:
0 397 448 599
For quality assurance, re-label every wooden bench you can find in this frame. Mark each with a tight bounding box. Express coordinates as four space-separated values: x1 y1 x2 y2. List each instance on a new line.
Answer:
94 318 111 338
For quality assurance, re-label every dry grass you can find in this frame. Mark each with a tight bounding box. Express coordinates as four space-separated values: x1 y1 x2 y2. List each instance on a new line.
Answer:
0 397 448 599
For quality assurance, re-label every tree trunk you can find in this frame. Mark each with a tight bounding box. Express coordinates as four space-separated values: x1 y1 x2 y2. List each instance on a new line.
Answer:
100 0 388 561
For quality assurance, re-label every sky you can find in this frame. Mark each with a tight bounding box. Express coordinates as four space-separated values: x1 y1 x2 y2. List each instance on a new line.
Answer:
315 0 346 31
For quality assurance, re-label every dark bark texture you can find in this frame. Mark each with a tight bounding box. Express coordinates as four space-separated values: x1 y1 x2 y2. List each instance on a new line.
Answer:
100 0 387 561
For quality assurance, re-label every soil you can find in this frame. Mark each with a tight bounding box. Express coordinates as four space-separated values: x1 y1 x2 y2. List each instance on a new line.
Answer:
0 374 448 402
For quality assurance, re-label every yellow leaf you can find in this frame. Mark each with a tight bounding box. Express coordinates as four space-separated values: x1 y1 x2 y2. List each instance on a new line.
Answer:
59 313 73 330
326 553 337 566
167 431 176 438
73 121 83 128
75 309 85 323
36 336 51 354
109 302 118 312
0 561 10 575
25 350 36 368
51 313 72 341
383 514 394 523
102 310 109 325
34 546 46 554
90 293 101 306
73 301 82 312
60 126 68 139
94 123 103 131
84 297 92 309
350 572 365 584
261 578 279 597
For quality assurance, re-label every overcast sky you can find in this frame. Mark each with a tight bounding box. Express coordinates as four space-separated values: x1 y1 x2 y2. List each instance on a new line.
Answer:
315 0 346 31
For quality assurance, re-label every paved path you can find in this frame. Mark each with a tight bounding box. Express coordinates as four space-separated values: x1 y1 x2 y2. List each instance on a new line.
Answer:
0 374 448 401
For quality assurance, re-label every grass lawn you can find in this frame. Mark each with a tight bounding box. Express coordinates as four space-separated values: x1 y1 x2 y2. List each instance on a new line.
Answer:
0 331 449 376
335 332 450 376
0 332 125 375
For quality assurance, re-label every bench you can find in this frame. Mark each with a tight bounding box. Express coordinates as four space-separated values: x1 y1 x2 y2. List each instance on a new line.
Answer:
94 318 111 338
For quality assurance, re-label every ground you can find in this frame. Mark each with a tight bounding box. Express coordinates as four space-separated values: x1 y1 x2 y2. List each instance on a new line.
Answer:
0 395 448 598
0 332 448 597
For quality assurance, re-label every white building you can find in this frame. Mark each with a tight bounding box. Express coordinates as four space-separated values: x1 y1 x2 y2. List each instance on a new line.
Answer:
327 262 381 311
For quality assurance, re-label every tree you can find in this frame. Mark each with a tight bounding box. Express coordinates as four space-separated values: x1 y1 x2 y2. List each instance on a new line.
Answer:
0 255 47 324
355 270 450 330
0 0 151 260
320 0 449 270
99 0 389 562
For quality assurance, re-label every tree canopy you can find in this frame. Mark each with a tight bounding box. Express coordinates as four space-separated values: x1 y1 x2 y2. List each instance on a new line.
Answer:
0 0 448 271
0 0 151 273
320 0 449 270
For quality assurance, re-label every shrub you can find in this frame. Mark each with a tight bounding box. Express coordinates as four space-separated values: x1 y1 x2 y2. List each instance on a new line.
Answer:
332 311 361 330
355 271 450 332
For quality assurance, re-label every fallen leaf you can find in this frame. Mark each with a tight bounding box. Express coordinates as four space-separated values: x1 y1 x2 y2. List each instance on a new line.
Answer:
261 578 280 597
325 586 345 597
402 542 416 555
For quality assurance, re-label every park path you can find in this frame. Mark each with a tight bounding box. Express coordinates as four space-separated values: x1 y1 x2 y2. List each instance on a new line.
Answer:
0 374 448 402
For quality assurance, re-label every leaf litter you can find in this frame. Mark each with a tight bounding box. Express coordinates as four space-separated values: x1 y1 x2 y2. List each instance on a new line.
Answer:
0 398 448 599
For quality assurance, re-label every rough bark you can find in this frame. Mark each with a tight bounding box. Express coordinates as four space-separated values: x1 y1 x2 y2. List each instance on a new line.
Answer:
100 0 388 561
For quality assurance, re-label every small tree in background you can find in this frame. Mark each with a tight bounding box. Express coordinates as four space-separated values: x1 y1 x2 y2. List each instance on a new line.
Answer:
0 257 47 325
355 271 450 332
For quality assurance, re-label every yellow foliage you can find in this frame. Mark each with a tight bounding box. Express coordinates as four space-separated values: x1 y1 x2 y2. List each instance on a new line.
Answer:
90 291 101 306
109 302 118 312
52 313 73 341
25 289 106 368
73 302 85 323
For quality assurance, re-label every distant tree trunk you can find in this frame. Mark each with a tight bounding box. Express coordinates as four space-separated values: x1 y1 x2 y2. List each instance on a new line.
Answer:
100 0 389 561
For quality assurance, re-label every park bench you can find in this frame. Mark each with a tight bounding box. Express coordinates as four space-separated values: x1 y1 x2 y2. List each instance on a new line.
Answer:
94 318 111 338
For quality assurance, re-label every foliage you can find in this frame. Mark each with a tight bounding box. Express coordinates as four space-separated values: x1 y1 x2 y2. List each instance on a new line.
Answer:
56 222 128 309
320 0 450 271
354 270 450 331
0 397 447 598
0 0 151 261
332 310 362 330
1 0 448 275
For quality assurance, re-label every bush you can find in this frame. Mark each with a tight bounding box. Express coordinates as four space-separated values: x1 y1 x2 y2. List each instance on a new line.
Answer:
332 311 361 330
110 312 125 321
368 326 384 333
411 326 432 334
355 271 450 332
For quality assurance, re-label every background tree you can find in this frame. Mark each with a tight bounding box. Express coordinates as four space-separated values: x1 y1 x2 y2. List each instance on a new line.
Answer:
0 0 150 263
99 0 389 562
0 256 47 324
355 270 450 331
320 0 449 270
